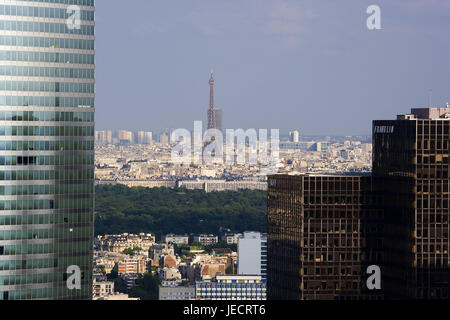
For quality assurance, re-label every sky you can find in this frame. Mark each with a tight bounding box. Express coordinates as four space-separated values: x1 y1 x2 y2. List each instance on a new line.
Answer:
95 0 450 135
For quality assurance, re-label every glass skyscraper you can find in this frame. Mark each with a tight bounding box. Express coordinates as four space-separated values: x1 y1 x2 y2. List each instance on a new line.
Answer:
267 107 450 300
373 108 450 299
0 0 95 300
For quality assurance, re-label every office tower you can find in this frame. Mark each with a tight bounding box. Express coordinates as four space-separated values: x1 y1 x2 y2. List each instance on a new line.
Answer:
214 108 222 133
159 133 169 145
267 106 450 300
95 130 111 146
137 131 145 144
289 130 300 143
95 131 104 145
106 130 113 145
238 232 267 280
117 130 133 145
268 175 386 300
145 132 153 144
0 0 95 300
137 131 152 145
373 107 450 299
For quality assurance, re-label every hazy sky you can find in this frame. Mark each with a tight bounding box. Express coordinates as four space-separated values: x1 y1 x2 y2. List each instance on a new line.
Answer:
95 0 450 135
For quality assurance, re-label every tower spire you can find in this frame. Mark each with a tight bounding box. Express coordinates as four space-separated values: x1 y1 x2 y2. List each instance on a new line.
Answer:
208 71 216 130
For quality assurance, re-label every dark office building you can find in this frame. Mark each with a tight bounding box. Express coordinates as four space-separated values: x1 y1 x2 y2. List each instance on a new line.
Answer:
268 107 450 300
373 108 450 299
267 174 386 300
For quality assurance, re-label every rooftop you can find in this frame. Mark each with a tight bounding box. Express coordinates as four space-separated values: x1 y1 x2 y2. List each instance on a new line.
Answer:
397 107 450 120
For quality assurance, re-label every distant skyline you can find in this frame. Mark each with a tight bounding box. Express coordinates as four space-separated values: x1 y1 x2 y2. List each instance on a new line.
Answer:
96 0 450 135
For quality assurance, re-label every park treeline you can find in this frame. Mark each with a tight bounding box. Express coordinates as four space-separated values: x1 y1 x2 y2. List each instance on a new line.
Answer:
94 184 267 239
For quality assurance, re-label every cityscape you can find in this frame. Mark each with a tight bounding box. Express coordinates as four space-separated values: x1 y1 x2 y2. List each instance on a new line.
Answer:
0 0 450 311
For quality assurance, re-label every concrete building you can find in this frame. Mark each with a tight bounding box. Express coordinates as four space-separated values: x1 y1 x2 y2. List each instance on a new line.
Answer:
196 275 266 300
238 232 267 279
289 130 300 143
122 275 140 291
96 233 155 253
163 234 189 245
159 133 169 145
137 131 153 145
151 244 175 266
194 234 219 246
178 180 267 192
117 130 134 144
222 233 243 245
95 293 140 301
118 257 147 275
159 267 182 281
159 286 196 301
93 279 115 299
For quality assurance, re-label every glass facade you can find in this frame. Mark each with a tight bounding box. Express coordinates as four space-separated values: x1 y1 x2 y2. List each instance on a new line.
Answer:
374 116 450 299
0 0 95 300
267 109 450 300
267 175 382 300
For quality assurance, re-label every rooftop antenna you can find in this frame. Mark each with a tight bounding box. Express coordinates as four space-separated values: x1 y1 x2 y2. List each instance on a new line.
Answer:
429 89 433 108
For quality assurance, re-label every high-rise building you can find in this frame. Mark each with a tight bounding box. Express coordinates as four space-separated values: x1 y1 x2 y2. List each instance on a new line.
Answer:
106 130 113 145
214 108 222 133
289 130 300 143
137 131 152 145
117 130 133 145
0 0 95 300
238 232 267 280
95 130 106 145
159 133 169 145
373 107 450 299
267 107 450 300
95 130 112 146
267 175 385 300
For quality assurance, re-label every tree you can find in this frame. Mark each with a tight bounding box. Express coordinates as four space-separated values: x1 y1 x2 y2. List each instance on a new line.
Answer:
97 265 106 275
226 265 234 275
129 273 161 300
123 247 143 256
94 185 267 237
113 278 127 293
107 263 119 280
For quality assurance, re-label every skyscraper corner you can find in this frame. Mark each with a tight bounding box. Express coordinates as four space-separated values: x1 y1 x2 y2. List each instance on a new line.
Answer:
0 0 95 300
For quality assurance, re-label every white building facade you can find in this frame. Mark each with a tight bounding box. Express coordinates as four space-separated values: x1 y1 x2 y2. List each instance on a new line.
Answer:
237 232 267 280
